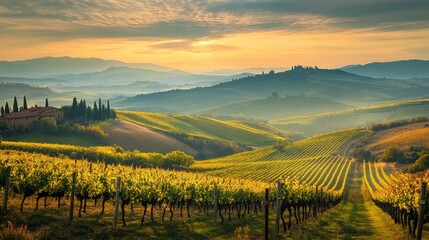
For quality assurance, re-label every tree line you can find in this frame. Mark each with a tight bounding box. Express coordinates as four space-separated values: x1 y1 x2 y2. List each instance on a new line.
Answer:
62 97 115 122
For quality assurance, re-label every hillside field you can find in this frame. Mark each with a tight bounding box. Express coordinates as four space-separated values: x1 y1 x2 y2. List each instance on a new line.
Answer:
271 99 429 136
193 129 365 184
117 111 285 146
365 122 429 155
105 119 197 155
4 132 106 147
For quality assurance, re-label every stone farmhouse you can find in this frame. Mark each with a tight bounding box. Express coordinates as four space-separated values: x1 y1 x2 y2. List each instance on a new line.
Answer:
0 106 63 130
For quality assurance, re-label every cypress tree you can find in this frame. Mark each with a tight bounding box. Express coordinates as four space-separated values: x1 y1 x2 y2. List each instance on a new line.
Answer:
107 100 111 119
5 102 10 114
13 96 18 112
45 98 49 107
72 97 78 118
83 100 87 120
86 106 92 121
0 106 4 116
79 100 84 117
98 98 102 120
93 101 98 121
23 96 28 110
102 104 106 120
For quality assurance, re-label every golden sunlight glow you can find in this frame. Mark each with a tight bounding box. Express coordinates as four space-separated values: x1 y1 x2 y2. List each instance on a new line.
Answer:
1 29 428 72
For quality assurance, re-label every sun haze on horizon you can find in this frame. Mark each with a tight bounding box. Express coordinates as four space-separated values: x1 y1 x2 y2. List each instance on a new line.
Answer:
0 0 428 72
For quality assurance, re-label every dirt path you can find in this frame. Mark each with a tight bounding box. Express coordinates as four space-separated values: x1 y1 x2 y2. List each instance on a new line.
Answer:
290 161 408 240
106 120 197 155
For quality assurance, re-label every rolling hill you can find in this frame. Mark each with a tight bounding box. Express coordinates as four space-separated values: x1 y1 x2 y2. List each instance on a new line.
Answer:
116 67 429 116
105 120 197 155
194 95 353 120
0 83 105 107
52 66 251 86
341 59 429 79
117 111 286 146
0 83 54 102
364 122 429 155
271 99 429 136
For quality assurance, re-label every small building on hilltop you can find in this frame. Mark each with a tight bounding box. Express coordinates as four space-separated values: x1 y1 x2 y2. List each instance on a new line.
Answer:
0 106 63 130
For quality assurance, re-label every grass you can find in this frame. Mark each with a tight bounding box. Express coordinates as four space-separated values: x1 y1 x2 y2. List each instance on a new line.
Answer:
0 191 277 240
117 111 284 146
289 162 409 240
5 132 106 147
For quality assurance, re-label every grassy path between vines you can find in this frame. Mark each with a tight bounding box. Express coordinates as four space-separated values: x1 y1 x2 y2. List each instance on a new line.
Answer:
288 161 409 240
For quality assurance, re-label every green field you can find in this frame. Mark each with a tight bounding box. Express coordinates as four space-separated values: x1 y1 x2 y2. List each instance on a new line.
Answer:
5 132 106 147
117 111 286 146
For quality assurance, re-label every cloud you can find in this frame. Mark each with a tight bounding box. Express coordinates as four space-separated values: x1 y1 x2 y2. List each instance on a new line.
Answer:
0 0 428 44
208 0 429 31
148 39 237 53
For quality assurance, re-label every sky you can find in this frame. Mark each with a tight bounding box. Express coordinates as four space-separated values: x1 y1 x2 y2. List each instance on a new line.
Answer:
0 0 428 72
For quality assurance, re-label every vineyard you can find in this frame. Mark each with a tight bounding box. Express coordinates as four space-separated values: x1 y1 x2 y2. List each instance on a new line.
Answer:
0 149 344 238
363 160 429 238
0 141 194 169
2 127 414 239
368 127 429 153
194 129 363 186
271 99 429 136
117 111 284 146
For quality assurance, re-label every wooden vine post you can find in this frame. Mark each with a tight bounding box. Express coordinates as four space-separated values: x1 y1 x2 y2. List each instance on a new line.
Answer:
264 188 269 240
113 176 121 229
275 179 281 234
314 186 318 218
2 167 10 214
417 182 427 240
214 185 218 224
69 171 77 221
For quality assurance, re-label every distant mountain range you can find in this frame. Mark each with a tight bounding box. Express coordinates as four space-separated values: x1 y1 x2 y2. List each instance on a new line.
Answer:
0 56 179 78
0 57 254 97
50 66 252 86
340 60 429 79
2 57 428 80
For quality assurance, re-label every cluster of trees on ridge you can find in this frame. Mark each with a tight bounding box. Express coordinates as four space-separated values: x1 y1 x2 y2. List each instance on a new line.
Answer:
62 97 115 122
367 117 428 131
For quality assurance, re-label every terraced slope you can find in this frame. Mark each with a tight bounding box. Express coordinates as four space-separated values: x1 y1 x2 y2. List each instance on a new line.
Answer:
193 129 365 189
117 111 285 146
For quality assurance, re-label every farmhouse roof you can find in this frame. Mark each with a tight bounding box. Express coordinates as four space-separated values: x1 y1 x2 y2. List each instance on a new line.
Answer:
0 106 61 120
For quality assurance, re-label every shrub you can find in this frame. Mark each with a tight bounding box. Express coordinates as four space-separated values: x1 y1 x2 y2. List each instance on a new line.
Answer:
164 151 195 168
380 146 406 163
409 154 429 173
0 222 32 240
273 138 290 151
350 148 372 161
